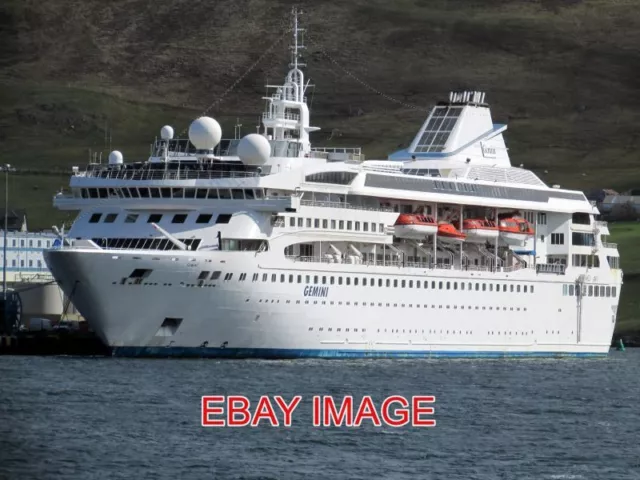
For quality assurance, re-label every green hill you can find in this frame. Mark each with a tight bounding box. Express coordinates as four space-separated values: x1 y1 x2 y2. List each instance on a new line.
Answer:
3 0 640 228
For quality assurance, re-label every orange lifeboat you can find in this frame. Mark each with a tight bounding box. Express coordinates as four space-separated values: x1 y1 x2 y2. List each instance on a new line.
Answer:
437 221 466 242
458 218 499 243
498 217 534 246
393 214 438 238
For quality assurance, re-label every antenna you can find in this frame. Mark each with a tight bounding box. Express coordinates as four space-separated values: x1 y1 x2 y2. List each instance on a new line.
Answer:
289 7 305 70
234 118 243 139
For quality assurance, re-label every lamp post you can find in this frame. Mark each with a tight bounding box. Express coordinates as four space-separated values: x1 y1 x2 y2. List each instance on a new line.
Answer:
2 164 9 329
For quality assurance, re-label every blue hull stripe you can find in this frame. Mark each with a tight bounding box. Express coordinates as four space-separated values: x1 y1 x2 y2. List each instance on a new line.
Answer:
112 347 609 359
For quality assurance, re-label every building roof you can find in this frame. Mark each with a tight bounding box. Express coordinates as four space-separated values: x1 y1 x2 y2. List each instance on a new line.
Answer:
0 208 27 231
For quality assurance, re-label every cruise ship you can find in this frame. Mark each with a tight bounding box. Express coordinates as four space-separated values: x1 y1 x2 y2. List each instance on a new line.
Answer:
44 11 622 358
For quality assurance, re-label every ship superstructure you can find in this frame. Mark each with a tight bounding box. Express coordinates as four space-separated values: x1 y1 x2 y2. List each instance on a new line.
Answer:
44 10 622 357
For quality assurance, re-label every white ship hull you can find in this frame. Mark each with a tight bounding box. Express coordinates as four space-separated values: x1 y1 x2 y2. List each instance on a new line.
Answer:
44 248 618 358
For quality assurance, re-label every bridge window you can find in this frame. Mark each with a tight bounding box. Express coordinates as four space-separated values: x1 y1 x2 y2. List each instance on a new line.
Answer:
104 213 118 223
305 171 357 185
148 214 162 223
571 212 590 225
215 214 232 224
172 214 188 224
89 213 102 223
196 214 213 224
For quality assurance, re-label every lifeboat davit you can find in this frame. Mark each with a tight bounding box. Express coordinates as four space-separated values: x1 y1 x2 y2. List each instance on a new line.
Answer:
393 214 438 238
437 221 466 242
498 217 534 246
459 218 499 243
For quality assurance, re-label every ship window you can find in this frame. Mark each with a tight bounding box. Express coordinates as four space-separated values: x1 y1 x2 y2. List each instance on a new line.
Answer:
148 214 162 223
338 277 343 285
339 221 344 229
569 284 575 296
104 213 118 223
355 222 361 231
183 188 196 199
98 188 108 198
306 218 312 228
314 219 320 228
120 188 130 198
196 214 213 224
571 212 590 225
172 214 188 224
363 223 369 232
272 274 277 282
215 214 232 224
347 221 353 230
254 189 264 199
218 189 231 199
613 287 617 297
171 188 184 199
379 223 385 232
281 274 285 283
198 271 210 280
139 188 150 198
160 188 171 198
297 218 303 227
207 189 218 199
588 285 593 296
150 188 161 198
262 273 268 282
89 213 102 223
297 275 302 283
517 285 521 293
289 217 295 227
322 219 328 229
232 189 244 199
346 277 351 285
329 219 336 229
371 223 377 232
305 171 357 185
243 189 254 200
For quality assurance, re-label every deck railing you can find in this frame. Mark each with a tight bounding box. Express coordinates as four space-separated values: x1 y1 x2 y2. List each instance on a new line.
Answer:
299 200 395 213
285 256 528 274
77 168 260 181
602 242 618 249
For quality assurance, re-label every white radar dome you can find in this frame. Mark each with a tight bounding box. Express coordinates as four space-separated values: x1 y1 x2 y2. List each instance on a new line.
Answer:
237 133 271 165
108 150 123 165
160 125 174 140
188 116 222 150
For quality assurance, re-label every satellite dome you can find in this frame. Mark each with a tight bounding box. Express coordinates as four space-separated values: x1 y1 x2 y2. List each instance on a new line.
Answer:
188 116 222 150
238 134 271 165
108 150 123 165
161 125 174 140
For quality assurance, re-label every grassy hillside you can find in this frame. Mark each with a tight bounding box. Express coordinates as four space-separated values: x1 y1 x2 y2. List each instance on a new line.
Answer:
609 222 640 334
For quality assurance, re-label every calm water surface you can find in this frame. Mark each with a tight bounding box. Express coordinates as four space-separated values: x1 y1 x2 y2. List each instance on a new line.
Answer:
1 351 640 480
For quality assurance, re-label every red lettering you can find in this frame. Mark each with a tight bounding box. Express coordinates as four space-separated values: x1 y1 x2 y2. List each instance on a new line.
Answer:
412 396 436 427
323 396 353 426
353 396 382 426
312 395 321 426
381 395 410 427
227 395 251 427
201 396 225 427
274 396 302 427
251 396 279 427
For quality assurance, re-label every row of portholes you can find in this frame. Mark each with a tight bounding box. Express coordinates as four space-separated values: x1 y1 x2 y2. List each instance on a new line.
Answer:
254 298 528 312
